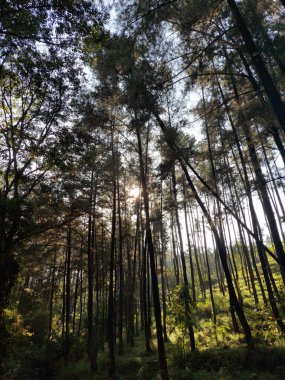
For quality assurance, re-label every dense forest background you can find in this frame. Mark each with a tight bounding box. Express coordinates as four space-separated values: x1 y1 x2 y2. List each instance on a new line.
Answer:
1 0 285 379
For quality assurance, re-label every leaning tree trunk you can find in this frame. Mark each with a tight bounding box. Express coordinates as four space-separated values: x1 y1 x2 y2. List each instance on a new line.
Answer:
227 0 285 134
153 110 252 346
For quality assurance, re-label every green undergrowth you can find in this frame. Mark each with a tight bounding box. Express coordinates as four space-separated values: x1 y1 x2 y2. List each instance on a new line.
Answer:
169 344 285 379
5 258 285 379
58 336 159 380
58 335 285 380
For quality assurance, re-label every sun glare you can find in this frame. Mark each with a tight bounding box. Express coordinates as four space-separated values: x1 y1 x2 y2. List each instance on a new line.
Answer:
129 186 140 199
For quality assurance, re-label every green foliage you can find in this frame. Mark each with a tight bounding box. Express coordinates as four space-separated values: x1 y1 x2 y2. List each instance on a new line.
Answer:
136 361 159 380
57 338 285 380
196 300 213 319
168 284 195 330
167 343 285 379
17 339 63 380
59 360 92 380
58 337 159 380
17 288 50 341
2 335 64 380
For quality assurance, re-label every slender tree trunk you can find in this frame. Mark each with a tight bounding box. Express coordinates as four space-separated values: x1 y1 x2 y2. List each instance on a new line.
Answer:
227 0 285 133
220 73 285 327
117 178 124 354
65 226 72 365
159 183 168 342
142 234 152 351
129 200 139 346
108 129 117 379
136 121 169 380
61 253 66 337
77 245 83 337
87 172 97 373
202 217 216 324
243 121 285 283
234 47 285 167
183 194 196 304
48 250 57 339
171 210 180 285
217 74 285 285
154 111 252 345
189 206 206 299
146 249 152 342
172 168 195 351
72 260 80 334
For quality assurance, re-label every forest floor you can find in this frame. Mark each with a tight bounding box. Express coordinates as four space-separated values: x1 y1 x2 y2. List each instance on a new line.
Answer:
58 268 285 380
58 334 285 380
4 261 285 379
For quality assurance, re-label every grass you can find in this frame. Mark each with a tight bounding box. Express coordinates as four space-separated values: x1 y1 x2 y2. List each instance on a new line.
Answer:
58 335 159 380
7 254 285 379
57 334 285 380
56 260 285 379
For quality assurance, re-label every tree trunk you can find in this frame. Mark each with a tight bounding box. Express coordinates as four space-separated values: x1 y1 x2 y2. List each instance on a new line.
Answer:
48 250 57 339
136 121 169 380
64 226 72 365
154 111 252 345
202 217 216 324
183 191 196 304
227 0 285 133
117 178 124 354
107 129 117 379
171 168 195 351
87 171 97 373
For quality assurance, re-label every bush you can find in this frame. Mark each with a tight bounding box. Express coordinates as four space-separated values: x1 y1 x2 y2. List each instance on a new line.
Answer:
59 360 92 380
16 338 64 379
184 345 285 376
